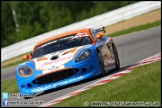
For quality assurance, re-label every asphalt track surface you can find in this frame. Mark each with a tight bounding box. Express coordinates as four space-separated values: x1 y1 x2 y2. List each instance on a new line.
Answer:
1 26 161 107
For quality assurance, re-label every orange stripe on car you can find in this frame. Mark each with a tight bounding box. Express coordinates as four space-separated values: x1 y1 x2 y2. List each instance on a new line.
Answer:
62 49 76 55
37 57 48 62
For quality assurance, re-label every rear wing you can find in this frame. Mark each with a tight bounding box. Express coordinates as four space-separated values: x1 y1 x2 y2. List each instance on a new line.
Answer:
95 27 106 33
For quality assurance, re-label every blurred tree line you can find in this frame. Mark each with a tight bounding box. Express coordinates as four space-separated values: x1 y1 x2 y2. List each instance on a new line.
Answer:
1 1 137 48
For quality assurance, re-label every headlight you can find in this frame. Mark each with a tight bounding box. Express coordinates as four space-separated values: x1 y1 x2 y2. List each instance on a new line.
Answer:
75 49 91 62
18 67 33 77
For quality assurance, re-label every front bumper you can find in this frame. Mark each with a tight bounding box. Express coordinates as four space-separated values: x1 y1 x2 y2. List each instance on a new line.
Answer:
16 60 101 95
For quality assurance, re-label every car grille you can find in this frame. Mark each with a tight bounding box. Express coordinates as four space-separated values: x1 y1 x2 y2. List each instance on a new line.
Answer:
36 68 75 85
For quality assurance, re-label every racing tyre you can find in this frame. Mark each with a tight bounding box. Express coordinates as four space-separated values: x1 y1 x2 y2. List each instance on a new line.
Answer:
97 50 106 76
112 43 120 70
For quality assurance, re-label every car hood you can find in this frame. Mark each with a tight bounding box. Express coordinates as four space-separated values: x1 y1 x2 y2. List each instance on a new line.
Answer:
32 46 84 71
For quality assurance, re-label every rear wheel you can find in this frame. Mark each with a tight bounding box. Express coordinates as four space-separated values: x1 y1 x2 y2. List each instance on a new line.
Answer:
97 50 106 76
112 43 120 70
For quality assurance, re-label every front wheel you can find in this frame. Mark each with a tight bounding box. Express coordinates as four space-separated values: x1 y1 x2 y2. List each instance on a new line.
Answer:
112 43 120 70
97 50 106 76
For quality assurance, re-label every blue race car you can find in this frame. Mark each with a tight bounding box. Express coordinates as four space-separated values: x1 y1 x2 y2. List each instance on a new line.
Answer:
15 27 120 96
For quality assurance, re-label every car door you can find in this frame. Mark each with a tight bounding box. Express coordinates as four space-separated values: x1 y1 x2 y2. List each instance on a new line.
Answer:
90 28 115 68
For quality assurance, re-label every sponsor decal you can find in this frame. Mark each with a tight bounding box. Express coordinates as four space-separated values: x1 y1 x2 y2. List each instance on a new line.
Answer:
31 76 84 93
41 40 57 48
38 55 72 69
74 32 89 38
51 65 56 69
59 35 74 41
39 35 75 49
31 85 51 93
53 76 84 87
38 32 89 50
47 65 60 71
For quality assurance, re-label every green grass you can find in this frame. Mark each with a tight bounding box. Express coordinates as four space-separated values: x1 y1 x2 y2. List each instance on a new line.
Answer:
1 78 19 94
108 20 161 37
1 52 31 69
2 59 26 69
53 61 161 107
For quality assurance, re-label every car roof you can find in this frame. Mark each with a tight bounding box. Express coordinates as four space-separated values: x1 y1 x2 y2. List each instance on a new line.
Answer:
35 28 91 47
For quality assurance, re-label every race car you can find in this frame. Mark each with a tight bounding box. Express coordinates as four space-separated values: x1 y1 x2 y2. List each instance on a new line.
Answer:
15 27 120 96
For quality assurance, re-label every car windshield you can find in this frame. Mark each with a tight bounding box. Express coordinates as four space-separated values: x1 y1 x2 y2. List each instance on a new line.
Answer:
32 32 92 58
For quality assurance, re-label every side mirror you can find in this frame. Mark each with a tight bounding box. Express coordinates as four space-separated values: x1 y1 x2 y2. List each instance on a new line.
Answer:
23 54 31 60
96 33 103 39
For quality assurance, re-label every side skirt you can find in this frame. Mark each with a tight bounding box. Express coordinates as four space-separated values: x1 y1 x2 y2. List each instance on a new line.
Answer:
104 64 116 73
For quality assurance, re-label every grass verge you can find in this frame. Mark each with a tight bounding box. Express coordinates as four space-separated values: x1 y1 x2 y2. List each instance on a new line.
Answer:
2 59 26 69
52 61 161 107
107 20 161 37
1 20 161 69
1 52 30 69
1 79 18 94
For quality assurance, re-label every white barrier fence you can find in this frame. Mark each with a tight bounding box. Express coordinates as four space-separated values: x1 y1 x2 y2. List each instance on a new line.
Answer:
1 1 161 62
